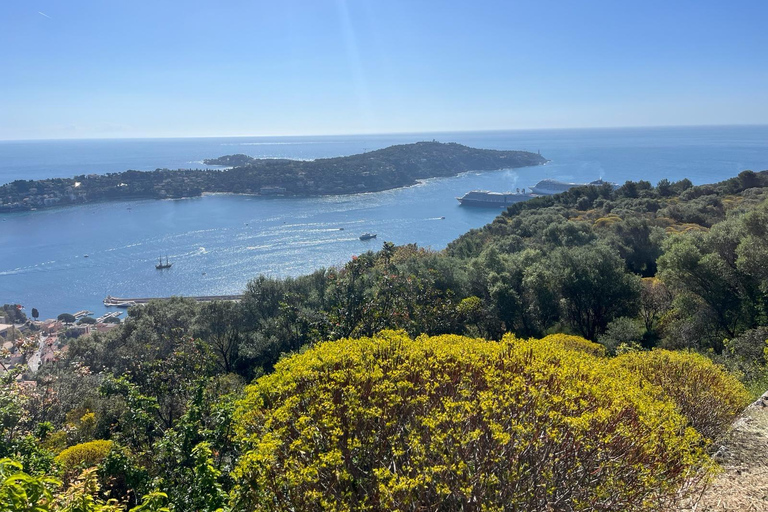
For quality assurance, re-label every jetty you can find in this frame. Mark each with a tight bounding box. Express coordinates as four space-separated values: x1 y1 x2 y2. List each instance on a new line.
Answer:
96 311 122 323
103 294 244 307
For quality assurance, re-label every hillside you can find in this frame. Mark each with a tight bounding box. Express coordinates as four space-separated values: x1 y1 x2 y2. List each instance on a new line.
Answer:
3 168 768 510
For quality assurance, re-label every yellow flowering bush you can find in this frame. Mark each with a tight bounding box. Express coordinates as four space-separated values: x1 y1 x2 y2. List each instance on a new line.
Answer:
55 440 113 477
613 349 750 440
535 332 607 357
232 330 710 511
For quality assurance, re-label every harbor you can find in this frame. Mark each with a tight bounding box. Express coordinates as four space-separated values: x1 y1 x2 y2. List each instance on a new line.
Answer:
103 294 244 307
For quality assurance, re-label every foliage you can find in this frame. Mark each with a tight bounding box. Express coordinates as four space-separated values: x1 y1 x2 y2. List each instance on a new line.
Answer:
55 441 113 478
22 171 768 507
1 305 28 325
658 202 768 350
613 350 750 440
232 331 710 511
0 457 59 511
57 314 76 325
150 379 238 510
552 244 641 339
537 332 607 357
599 317 645 354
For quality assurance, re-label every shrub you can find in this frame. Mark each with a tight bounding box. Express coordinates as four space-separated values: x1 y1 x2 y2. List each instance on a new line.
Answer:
55 440 113 477
536 332 607 357
0 458 59 509
232 330 709 512
613 350 750 440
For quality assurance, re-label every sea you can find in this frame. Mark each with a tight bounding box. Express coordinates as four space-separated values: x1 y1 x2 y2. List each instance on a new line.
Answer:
1 125 768 320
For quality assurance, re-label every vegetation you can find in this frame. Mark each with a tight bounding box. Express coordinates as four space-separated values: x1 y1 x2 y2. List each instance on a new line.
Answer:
0 142 546 212
232 331 709 511
1 305 27 325
613 350 750 440
2 169 767 509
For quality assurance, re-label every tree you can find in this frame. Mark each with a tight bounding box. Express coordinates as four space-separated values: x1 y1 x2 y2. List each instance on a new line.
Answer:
31 309 39 321
599 317 645 354
1 305 27 324
57 313 76 324
639 278 673 335
194 301 243 373
552 244 641 340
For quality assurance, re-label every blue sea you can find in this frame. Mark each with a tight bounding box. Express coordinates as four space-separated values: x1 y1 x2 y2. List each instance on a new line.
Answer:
1 126 767 319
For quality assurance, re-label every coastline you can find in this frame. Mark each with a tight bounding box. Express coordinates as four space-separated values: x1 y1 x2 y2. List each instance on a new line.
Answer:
1 143 547 214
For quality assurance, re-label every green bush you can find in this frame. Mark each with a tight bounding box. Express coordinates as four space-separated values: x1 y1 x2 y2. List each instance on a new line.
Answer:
613 349 750 440
55 440 113 477
232 331 710 511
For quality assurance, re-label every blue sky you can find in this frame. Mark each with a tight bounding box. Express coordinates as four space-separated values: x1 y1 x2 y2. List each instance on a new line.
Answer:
1 0 767 139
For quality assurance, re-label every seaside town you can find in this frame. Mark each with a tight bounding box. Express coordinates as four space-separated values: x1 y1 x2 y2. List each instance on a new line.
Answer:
0 304 121 379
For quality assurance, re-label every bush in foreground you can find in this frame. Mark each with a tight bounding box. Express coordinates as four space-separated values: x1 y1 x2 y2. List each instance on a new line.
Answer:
613 349 750 440
232 331 710 512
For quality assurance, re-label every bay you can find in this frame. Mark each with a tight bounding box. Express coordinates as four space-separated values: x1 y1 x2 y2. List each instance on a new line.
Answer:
1 125 767 319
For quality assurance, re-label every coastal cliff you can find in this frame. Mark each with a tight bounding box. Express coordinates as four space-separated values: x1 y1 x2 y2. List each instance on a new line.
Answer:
0 142 546 212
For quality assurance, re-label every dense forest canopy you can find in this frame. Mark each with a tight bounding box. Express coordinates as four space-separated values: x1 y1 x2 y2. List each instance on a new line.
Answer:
3 168 768 510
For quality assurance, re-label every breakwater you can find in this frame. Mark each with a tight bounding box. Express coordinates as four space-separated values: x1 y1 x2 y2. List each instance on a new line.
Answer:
104 294 243 307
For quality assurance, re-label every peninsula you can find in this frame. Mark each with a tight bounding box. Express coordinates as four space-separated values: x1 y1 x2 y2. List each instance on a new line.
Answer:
0 142 546 212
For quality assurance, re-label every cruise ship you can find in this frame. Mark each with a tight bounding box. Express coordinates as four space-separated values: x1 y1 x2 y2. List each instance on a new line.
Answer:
530 178 615 195
456 190 536 208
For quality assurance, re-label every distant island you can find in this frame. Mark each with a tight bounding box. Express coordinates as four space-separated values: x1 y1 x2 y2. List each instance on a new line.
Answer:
0 142 546 213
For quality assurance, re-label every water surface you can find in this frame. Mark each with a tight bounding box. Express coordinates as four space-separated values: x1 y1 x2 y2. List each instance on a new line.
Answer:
1 126 767 319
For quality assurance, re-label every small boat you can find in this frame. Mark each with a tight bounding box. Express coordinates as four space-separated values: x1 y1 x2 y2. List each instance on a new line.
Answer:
84 254 89 258
155 255 172 269
359 233 377 241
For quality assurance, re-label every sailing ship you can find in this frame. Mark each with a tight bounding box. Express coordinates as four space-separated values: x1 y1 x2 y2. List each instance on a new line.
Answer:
155 255 172 269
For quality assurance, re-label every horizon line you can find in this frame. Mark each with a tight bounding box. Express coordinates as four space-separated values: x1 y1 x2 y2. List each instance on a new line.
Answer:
2 123 767 143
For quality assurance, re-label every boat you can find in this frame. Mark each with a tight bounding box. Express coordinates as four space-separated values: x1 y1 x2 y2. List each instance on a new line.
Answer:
359 233 377 240
155 255 172 269
456 190 536 208
530 178 616 195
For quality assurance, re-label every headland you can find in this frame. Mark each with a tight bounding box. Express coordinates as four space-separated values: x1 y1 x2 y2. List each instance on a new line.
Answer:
0 142 546 213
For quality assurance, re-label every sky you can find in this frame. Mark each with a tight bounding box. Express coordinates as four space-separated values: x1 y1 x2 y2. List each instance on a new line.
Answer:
1 0 767 140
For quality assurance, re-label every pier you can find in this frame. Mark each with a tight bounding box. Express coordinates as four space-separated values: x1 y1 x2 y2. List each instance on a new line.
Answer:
96 311 123 323
104 294 244 307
